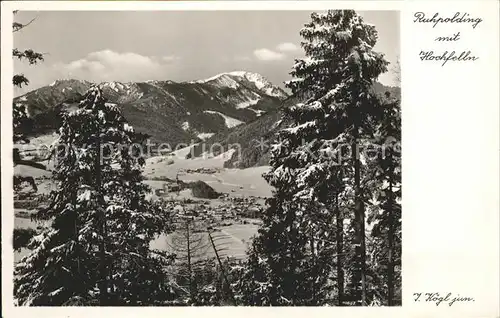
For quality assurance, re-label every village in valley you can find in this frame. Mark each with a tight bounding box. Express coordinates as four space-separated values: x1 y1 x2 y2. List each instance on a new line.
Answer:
14 142 267 263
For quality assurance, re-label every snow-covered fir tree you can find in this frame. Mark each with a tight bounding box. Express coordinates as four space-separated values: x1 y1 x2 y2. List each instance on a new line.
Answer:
364 92 401 305
14 86 174 306
236 10 389 306
235 196 331 305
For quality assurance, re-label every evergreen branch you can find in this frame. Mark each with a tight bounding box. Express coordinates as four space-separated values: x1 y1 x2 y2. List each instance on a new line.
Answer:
13 16 37 32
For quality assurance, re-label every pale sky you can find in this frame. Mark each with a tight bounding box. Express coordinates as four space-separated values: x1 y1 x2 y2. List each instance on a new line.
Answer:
14 10 400 96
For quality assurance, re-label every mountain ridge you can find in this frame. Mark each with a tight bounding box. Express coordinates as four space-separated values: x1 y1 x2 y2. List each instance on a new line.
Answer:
14 71 288 145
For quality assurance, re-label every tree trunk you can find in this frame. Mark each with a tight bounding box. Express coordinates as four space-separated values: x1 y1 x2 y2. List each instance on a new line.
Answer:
208 232 237 305
335 192 344 306
352 127 367 306
310 229 316 304
387 154 395 306
72 188 81 278
186 220 193 302
96 134 108 306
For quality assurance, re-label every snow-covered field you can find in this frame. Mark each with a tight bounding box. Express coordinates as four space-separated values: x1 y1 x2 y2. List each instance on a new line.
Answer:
14 164 52 179
16 144 273 198
144 146 272 197
150 223 259 261
14 133 58 163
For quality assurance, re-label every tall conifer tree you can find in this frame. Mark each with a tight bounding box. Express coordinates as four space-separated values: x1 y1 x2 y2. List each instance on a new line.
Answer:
237 10 389 306
14 86 173 305
365 93 401 305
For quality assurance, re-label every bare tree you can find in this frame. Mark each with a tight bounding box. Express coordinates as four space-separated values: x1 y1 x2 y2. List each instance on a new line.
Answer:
12 12 44 88
12 12 46 193
168 217 210 303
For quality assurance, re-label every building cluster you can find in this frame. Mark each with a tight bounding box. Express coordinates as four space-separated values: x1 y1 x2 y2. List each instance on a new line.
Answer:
162 194 264 230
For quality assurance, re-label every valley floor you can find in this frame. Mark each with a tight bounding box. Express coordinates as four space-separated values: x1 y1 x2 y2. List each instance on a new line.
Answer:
14 145 272 262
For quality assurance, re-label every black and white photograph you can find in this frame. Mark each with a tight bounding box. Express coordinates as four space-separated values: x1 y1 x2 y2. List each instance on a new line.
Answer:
9 8 402 306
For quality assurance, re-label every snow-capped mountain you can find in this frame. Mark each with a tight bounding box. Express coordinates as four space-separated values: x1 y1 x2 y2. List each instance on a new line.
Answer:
13 72 288 145
193 71 288 99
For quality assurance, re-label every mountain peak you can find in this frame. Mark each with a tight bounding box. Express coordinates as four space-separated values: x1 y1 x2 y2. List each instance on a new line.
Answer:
193 71 288 99
49 79 91 87
194 71 250 83
194 71 265 84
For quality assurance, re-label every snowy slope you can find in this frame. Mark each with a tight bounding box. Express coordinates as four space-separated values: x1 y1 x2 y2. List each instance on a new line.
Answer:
194 71 288 99
204 110 244 128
